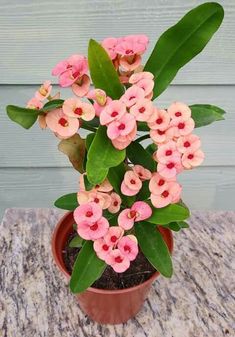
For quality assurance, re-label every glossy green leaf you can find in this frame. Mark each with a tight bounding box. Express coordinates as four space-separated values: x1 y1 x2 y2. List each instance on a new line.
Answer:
137 122 149 131
54 193 78 210
136 180 150 201
127 141 156 172
42 99 64 111
144 2 224 98
6 105 42 129
70 241 106 293
69 235 83 248
162 220 189 232
145 143 157 156
84 175 94 191
86 126 126 185
135 221 173 277
148 203 190 224
190 104 225 127
88 39 124 99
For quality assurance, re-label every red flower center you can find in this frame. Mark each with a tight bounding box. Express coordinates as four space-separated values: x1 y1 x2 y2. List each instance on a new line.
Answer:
126 49 133 55
102 244 109 251
86 211 93 217
124 245 131 252
129 96 136 100
58 117 68 127
158 179 165 186
111 235 117 243
93 197 99 203
184 141 190 148
167 162 175 169
166 150 172 156
118 123 126 130
111 111 118 117
72 70 81 78
113 201 118 206
178 122 185 129
158 130 165 135
175 111 182 117
115 256 123 263
188 154 194 159
156 118 163 124
130 179 136 184
129 210 137 218
162 190 169 198
74 107 83 115
90 222 98 231
139 107 146 113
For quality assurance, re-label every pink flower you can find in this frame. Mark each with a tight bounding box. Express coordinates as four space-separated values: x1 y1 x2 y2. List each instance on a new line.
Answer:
74 202 102 224
147 108 170 131
168 102 191 121
35 80 52 101
45 108 79 138
87 89 107 106
154 141 181 164
100 100 126 125
95 179 113 193
121 85 145 108
102 37 118 60
107 114 136 140
118 201 152 230
150 128 171 144
130 98 153 122
77 216 109 240
26 97 43 110
63 97 95 121
151 181 182 208
38 115 47 129
105 249 130 273
170 118 195 137
93 238 112 260
52 54 88 88
133 165 152 181
104 226 124 246
118 235 138 261
112 123 137 150
121 171 142 196
108 192 122 214
177 134 201 153
157 158 183 179
116 34 148 56
72 74 90 97
119 55 142 72
182 149 205 169
77 191 111 209
129 71 154 84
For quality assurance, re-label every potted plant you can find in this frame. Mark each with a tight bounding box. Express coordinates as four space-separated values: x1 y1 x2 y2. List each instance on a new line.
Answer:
6 2 225 325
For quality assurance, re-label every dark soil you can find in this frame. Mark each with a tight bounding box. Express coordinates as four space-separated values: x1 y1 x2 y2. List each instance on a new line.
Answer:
62 231 156 290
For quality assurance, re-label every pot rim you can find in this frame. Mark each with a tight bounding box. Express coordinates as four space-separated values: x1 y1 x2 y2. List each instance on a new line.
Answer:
51 211 174 295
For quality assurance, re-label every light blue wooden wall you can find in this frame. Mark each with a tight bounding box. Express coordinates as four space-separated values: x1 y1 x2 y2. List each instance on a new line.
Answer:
0 0 235 217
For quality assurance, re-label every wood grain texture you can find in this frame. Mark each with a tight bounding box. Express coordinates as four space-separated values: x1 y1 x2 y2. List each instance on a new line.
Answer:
1 84 234 167
0 0 234 84
1 208 234 336
0 166 234 218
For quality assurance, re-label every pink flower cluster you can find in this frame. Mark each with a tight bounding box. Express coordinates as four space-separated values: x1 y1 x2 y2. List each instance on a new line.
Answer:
26 80 53 111
100 72 155 149
102 35 149 82
74 200 152 272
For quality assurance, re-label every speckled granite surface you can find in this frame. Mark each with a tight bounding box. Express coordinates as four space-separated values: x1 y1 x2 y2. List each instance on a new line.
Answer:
0 208 234 337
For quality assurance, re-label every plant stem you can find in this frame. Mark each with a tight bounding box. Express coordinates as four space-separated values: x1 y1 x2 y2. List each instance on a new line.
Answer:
81 123 97 132
136 134 150 143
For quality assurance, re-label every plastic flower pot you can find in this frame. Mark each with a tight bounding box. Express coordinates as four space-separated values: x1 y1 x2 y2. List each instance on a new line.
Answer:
51 211 174 324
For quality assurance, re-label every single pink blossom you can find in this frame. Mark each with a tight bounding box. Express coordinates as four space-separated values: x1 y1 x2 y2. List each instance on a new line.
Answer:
118 235 138 261
129 71 154 84
77 216 109 240
77 191 112 210
168 102 191 121
147 108 170 131
35 80 52 101
119 55 142 71
104 226 124 247
102 37 118 60
95 179 113 193
100 100 126 125
26 97 43 110
182 149 205 169
74 202 102 224
129 98 153 122
149 173 175 195
116 39 144 57
154 141 181 164
170 118 195 137
121 171 142 196
105 249 130 273
151 181 182 208
111 123 137 150
108 192 122 214
157 158 183 179
63 97 95 121
107 114 136 140
72 74 90 97
176 134 201 153
118 201 152 230
150 128 171 144
133 165 152 181
134 78 154 97
45 108 79 138
93 238 112 260
121 85 145 108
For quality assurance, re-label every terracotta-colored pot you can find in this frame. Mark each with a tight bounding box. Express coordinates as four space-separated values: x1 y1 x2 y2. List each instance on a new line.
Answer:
51 211 173 324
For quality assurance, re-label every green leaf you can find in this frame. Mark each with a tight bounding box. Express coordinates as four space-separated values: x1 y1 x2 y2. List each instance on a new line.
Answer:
127 141 156 172
162 220 189 232
135 221 173 277
137 122 149 132
145 143 157 156
42 99 64 111
136 180 150 201
70 241 106 293
6 105 42 129
88 39 124 99
84 175 94 191
54 193 78 210
86 126 126 185
144 2 224 98
85 133 95 150
69 235 83 248
190 104 225 127
148 203 190 224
